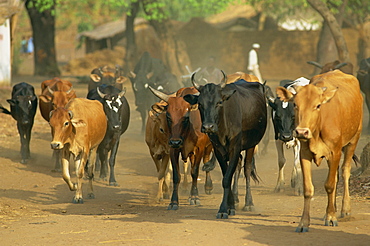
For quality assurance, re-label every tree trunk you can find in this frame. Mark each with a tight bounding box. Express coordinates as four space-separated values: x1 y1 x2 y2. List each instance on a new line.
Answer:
25 0 60 76
314 21 337 74
124 0 140 74
142 0 190 76
307 0 350 62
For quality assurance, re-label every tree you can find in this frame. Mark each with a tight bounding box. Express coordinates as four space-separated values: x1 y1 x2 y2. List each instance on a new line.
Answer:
25 0 60 76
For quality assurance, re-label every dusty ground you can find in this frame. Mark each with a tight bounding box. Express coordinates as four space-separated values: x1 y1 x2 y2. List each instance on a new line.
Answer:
0 77 369 246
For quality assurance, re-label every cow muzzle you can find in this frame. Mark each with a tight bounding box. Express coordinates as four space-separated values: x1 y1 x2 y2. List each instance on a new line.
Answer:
169 138 183 148
51 141 64 150
295 127 312 139
202 123 217 134
279 133 293 142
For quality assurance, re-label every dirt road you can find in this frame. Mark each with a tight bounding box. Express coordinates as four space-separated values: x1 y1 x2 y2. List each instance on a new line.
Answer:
0 78 369 245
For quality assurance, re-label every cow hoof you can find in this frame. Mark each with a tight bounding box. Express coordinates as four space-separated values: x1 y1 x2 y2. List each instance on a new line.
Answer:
228 209 236 215
72 197 84 204
242 205 255 212
295 227 309 233
51 168 62 173
109 182 119 187
87 193 95 199
189 198 201 205
20 159 28 164
167 203 179 210
216 212 229 219
204 186 213 195
325 220 338 227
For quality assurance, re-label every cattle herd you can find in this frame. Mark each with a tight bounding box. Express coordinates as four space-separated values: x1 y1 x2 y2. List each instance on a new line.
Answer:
1 53 370 233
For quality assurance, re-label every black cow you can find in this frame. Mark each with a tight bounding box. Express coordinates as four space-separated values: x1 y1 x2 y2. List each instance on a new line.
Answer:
129 51 181 133
357 57 370 132
88 65 128 92
267 83 303 196
0 82 37 164
87 84 130 186
184 72 267 218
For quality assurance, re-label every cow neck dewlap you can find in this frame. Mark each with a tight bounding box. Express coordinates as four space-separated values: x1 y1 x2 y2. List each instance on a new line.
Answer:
308 135 331 166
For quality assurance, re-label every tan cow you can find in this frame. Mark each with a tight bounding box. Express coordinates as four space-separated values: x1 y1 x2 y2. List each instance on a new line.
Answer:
293 70 362 232
49 98 107 203
226 71 260 83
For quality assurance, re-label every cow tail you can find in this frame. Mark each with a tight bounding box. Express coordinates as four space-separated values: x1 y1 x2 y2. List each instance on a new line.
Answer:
202 151 217 172
251 157 261 183
0 104 11 115
352 154 360 167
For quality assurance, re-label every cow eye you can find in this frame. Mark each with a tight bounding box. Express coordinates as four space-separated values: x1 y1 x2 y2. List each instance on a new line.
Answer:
64 121 69 127
316 104 321 110
216 101 223 107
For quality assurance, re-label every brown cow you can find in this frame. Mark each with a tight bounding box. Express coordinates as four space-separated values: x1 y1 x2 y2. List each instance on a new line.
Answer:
39 77 77 122
39 78 77 171
49 98 107 203
149 86 215 209
145 100 171 202
292 70 362 232
307 60 353 75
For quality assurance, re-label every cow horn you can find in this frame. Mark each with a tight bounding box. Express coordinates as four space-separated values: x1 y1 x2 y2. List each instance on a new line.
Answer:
68 110 73 119
47 86 54 95
148 86 170 102
118 87 126 98
220 70 227 88
97 87 107 99
191 72 200 90
99 67 104 74
49 110 54 119
334 62 347 69
307 61 323 69
66 87 73 94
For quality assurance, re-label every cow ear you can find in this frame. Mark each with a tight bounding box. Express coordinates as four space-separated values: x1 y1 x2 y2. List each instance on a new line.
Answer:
151 104 166 114
7 99 16 106
183 94 199 105
321 87 338 104
39 95 52 103
221 89 236 101
71 119 86 127
276 86 293 102
190 104 198 111
116 76 128 84
90 74 101 82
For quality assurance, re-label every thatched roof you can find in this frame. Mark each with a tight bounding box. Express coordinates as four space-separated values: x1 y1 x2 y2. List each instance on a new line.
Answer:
0 0 23 25
78 17 148 40
206 3 257 24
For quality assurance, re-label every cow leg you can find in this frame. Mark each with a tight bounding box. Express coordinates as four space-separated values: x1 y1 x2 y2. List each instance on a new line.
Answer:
232 156 242 205
87 148 97 199
61 148 76 192
324 152 341 227
168 149 181 210
189 153 202 205
341 141 358 218
217 148 240 219
98 144 109 181
291 139 303 196
108 139 120 186
73 152 88 204
274 140 286 193
181 159 189 192
243 148 257 211
296 142 314 233
157 154 170 202
17 123 27 164
203 145 214 195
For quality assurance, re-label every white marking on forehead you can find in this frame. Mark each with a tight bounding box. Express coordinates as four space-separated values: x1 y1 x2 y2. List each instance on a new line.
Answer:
282 101 288 108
